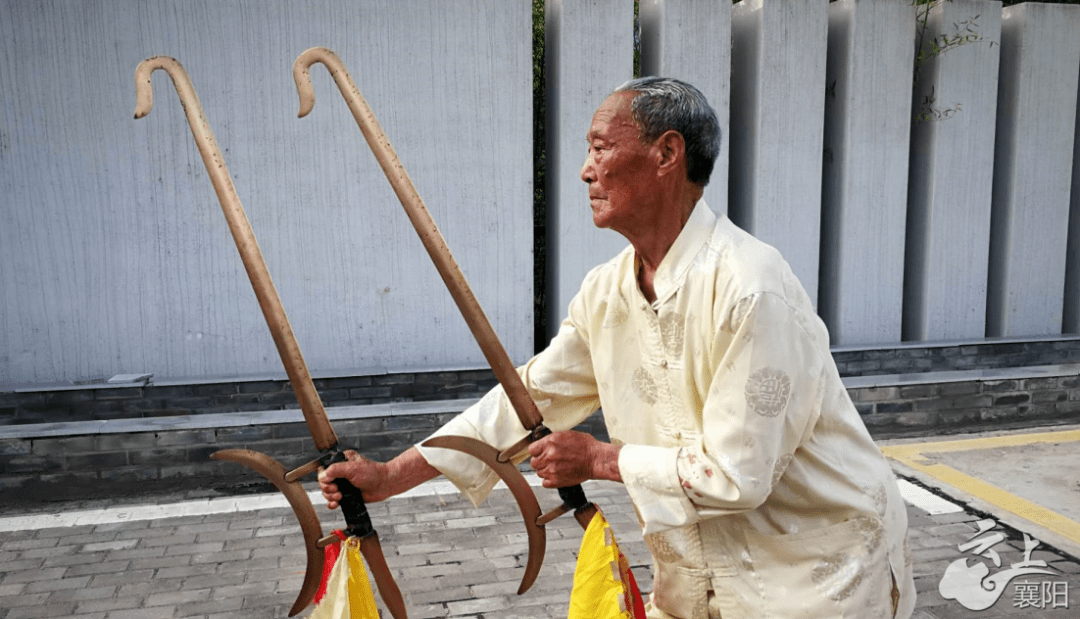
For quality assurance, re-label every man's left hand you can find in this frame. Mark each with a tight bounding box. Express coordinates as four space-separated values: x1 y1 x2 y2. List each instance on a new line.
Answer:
527 430 622 488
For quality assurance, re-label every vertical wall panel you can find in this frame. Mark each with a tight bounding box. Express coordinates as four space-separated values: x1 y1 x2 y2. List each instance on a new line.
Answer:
729 0 828 304
903 0 1001 341
639 0 730 217
1062 34 1080 335
986 3 1080 337
820 0 914 345
0 0 533 386
544 0 633 340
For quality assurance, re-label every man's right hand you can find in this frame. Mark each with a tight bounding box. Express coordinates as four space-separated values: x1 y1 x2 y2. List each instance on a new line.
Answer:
318 450 390 509
317 446 442 510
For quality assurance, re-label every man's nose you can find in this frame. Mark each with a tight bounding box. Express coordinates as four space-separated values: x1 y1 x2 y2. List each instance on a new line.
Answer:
580 155 595 184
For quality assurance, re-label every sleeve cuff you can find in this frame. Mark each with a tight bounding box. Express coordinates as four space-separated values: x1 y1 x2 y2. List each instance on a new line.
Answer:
618 444 699 535
414 408 506 508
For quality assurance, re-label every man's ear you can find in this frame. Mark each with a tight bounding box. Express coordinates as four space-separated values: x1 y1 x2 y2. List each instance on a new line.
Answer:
654 130 686 177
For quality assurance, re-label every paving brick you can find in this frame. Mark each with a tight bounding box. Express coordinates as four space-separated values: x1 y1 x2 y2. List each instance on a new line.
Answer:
446 596 509 615
206 609 290 619
63 560 131 577
0 591 49 609
44 585 116 603
195 528 253 543
182 572 246 590
223 535 285 551
409 585 473 606
81 539 139 552
71 596 142 614
106 606 177 619
87 569 154 588
145 587 212 607
165 541 224 555
136 532 198 547
127 554 193 570
250 543 296 559
190 549 250 564
175 595 245 617
153 563 217 579
253 524 301 538
4 602 77 619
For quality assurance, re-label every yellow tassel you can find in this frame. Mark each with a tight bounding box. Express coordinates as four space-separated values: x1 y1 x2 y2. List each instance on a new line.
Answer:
568 510 632 619
345 538 381 619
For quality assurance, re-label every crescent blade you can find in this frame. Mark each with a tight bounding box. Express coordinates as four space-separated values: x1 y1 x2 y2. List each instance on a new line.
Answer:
210 449 324 616
422 435 546 594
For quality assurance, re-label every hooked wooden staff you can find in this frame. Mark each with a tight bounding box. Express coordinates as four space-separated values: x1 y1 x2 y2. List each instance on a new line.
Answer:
133 56 406 618
292 46 599 595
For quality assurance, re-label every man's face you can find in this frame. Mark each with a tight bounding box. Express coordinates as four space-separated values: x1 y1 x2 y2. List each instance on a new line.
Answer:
580 92 659 233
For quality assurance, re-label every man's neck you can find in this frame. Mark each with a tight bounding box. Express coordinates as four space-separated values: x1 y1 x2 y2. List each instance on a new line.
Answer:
628 191 701 304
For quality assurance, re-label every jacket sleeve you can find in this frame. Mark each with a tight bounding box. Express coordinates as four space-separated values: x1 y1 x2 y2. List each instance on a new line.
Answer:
415 290 602 506
618 291 827 535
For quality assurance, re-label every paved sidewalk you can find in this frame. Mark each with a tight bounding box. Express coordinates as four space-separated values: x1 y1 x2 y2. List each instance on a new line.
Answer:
1 440 1079 618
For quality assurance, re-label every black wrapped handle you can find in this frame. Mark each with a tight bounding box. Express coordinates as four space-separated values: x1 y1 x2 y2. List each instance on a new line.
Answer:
532 426 591 513
322 448 375 538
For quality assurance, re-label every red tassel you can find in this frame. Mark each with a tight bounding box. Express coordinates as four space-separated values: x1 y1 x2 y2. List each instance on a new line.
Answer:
313 530 348 605
625 557 646 619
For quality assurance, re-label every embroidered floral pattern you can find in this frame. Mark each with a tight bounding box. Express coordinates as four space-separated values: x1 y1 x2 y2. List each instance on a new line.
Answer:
602 296 628 328
745 367 792 417
631 366 658 404
812 553 864 601
872 484 888 517
722 295 754 334
771 453 794 486
855 516 883 554
645 530 684 564
658 311 685 357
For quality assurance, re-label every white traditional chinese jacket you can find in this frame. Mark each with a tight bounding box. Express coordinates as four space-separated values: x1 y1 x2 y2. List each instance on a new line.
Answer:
417 201 916 619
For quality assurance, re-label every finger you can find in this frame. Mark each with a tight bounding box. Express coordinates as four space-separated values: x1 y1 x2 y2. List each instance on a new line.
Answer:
527 435 551 457
323 462 347 480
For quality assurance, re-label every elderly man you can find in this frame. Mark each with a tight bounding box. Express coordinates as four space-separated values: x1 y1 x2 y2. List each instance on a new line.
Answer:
321 77 915 618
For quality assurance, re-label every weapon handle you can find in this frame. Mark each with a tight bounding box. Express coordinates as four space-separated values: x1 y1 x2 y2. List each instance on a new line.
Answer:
324 450 375 538
533 426 592 516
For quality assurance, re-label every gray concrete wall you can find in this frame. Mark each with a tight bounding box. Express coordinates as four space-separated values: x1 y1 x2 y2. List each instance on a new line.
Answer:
820 0 915 345
543 0 634 340
986 3 1080 337
904 0 1001 341
638 0 731 217
1064 43 1080 335
5 0 1080 391
729 0 828 304
0 0 534 386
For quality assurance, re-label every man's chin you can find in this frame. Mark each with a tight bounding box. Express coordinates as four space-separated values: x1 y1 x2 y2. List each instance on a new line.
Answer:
590 202 611 229
591 211 611 229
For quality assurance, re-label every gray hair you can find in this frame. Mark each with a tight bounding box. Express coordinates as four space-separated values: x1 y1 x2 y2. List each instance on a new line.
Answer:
612 77 721 186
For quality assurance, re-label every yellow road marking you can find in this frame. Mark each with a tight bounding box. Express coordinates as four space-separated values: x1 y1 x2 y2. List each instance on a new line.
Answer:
882 429 1080 546
882 428 1080 457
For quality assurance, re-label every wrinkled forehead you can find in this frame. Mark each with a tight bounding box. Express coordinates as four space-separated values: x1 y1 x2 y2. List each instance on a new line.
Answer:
587 91 637 139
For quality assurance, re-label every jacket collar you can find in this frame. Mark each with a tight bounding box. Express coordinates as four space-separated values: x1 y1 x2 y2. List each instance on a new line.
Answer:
646 200 717 306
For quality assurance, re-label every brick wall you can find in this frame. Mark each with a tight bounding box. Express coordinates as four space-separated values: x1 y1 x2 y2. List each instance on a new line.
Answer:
1 338 1078 506
850 371 1080 438
3 337 1077 427
0 372 500 426
831 337 1080 376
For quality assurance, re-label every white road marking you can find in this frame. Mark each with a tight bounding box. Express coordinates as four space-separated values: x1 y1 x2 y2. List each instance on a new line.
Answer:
0 475 959 532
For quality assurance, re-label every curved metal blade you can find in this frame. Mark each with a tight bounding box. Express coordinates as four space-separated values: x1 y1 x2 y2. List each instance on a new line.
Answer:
211 449 324 616
359 533 409 619
421 435 546 594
